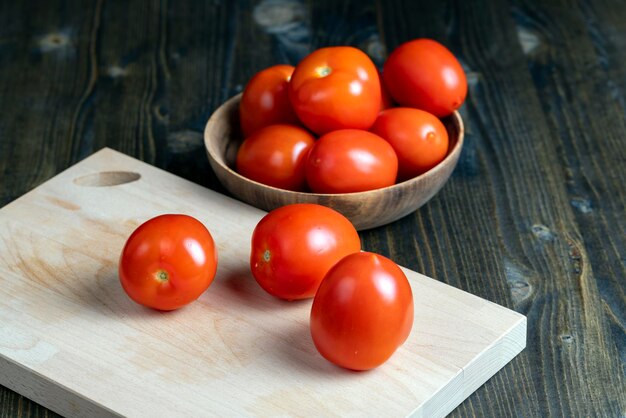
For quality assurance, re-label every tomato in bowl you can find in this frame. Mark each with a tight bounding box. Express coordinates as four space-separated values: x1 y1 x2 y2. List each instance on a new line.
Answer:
204 93 464 231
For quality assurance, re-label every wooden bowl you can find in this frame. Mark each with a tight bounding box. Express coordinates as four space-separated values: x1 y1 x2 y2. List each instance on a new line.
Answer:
204 94 464 230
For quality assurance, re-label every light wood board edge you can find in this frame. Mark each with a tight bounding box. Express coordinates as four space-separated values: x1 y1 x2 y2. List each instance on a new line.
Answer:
1 354 119 418
414 315 527 417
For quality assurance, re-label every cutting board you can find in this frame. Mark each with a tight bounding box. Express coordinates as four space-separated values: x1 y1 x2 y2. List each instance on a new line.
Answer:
0 148 526 417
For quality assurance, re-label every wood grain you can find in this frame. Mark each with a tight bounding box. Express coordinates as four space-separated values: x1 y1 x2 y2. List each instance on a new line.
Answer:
512 0 626 385
377 0 626 416
0 0 624 416
0 148 525 418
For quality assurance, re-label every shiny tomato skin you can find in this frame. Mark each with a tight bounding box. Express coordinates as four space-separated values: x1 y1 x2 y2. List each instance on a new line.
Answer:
119 215 218 311
240 65 299 137
250 204 361 300
310 252 414 371
383 39 467 117
371 107 449 180
288 47 382 135
306 129 398 193
236 124 316 191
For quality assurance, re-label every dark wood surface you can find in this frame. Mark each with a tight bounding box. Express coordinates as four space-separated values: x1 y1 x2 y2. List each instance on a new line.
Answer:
1 0 624 416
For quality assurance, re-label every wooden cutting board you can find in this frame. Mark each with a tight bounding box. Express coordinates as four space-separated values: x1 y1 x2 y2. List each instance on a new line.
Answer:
0 148 526 418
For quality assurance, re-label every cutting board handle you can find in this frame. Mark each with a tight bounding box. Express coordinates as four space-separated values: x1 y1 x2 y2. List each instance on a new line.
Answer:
73 171 141 187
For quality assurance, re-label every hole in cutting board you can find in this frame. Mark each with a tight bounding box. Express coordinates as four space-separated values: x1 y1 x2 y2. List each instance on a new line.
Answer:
73 171 141 187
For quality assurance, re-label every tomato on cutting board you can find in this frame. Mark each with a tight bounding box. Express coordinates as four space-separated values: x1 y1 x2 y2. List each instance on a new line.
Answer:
288 46 382 135
240 65 300 137
310 252 414 370
383 39 467 117
250 203 361 300
236 124 315 191
119 214 218 311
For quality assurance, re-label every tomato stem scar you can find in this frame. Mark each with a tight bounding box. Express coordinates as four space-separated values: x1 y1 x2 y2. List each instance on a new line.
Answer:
316 66 332 77
263 250 271 262
155 269 169 282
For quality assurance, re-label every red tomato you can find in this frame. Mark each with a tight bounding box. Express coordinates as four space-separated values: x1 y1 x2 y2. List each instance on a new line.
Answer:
250 204 360 300
383 39 467 116
119 215 218 311
236 124 315 191
371 107 449 180
288 46 381 135
306 129 398 193
310 252 414 370
240 65 299 137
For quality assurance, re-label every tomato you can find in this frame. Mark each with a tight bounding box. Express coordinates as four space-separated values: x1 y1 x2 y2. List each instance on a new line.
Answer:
250 204 360 300
306 129 398 193
119 215 218 311
288 46 381 135
236 124 315 191
383 39 467 117
310 252 414 370
240 65 299 137
371 108 449 180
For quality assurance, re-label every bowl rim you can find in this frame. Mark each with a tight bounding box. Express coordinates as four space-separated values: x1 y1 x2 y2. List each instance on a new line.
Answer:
204 93 465 198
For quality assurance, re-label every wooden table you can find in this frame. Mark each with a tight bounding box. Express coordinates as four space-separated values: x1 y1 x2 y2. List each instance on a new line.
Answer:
1 0 624 416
